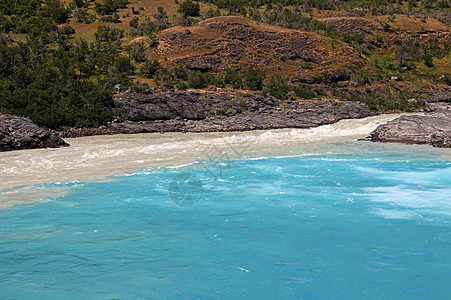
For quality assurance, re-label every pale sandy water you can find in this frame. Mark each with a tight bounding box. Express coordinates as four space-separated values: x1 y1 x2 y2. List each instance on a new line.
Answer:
1 114 450 208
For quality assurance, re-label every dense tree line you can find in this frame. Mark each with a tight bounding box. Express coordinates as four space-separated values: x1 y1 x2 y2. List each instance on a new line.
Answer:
202 0 450 14
0 1 134 129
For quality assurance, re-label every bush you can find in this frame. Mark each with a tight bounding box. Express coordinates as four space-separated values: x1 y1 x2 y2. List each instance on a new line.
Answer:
131 81 151 93
130 18 157 37
127 42 146 62
394 39 425 69
176 82 188 90
223 69 243 89
293 84 316 99
129 17 139 28
154 6 169 28
60 24 75 35
173 65 188 80
178 0 200 17
264 76 290 100
113 56 135 76
242 66 263 91
43 0 70 24
187 70 207 89
140 59 160 78
95 25 124 43
155 68 175 88
94 0 128 16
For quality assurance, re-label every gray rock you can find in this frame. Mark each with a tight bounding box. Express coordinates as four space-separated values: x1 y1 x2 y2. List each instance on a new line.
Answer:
434 93 451 102
0 115 69 152
110 90 376 134
369 110 451 148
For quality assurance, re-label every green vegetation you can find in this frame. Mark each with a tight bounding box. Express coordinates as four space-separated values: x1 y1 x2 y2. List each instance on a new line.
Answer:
94 0 128 16
331 89 425 112
204 0 450 15
0 1 133 129
178 0 201 17
0 0 449 129
264 76 324 100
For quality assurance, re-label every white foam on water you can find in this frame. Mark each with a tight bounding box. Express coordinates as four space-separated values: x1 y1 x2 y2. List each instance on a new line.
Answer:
364 184 451 221
1 113 450 208
370 208 418 220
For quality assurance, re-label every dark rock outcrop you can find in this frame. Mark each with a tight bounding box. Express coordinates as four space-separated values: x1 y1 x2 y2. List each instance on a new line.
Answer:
108 89 376 134
0 115 69 152
369 109 451 148
428 93 451 103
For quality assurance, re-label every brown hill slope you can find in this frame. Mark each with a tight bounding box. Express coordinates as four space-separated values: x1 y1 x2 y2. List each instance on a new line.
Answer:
151 16 360 79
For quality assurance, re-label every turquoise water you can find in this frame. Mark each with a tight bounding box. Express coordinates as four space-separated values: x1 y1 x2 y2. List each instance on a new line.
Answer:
1 151 450 299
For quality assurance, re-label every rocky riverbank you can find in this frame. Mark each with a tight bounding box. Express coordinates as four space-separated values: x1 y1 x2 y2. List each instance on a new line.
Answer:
106 89 376 134
369 102 451 148
0 115 68 152
8 89 451 152
1 89 378 152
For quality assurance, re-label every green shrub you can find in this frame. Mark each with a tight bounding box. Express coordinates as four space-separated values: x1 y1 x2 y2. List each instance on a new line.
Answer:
140 59 161 78
264 76 290 100
187 70 207 89
127 42 146 62
293 84 316 99
223 69 243 89
178 0 200 17
173 65 188 80
242 66 263 91
176 82 188 90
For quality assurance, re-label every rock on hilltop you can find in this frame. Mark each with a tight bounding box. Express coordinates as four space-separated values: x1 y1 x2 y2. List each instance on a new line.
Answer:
0 115 69 152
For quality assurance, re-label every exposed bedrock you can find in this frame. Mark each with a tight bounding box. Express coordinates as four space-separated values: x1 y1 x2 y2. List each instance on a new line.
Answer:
0 115 69 152
369 107 451 148
108 89 376 134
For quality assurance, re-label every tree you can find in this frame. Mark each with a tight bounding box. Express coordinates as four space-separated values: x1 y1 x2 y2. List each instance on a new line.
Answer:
140 59 160 78
264 76 290 100
223 68 242 89
154 6 168 28
127 42 146 62
95 25 124 46
129 17 139 28
43 0 70 24
113 56 134 75
188 70 207 88
178 0 200 17
242 66 263 91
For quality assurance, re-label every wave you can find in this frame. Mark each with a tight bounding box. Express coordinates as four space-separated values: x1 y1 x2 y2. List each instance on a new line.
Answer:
1 113 449 208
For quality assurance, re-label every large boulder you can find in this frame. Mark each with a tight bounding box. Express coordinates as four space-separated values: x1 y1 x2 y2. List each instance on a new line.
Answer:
369 110 451 148
0 115 69 152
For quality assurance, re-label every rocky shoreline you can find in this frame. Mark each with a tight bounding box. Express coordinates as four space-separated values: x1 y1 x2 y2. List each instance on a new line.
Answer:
369 102 451 148
2 89 451 152
1 89 376 152
0 115 68 152
52 89 377 138
106 89 376 134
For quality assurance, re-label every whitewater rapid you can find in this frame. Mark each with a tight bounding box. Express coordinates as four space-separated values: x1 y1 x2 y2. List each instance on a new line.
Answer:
1 114 450 208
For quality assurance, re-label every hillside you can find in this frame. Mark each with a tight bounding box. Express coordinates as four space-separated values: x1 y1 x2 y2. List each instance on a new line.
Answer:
0 0 450 130
147 14 449 94
154 17 358 79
